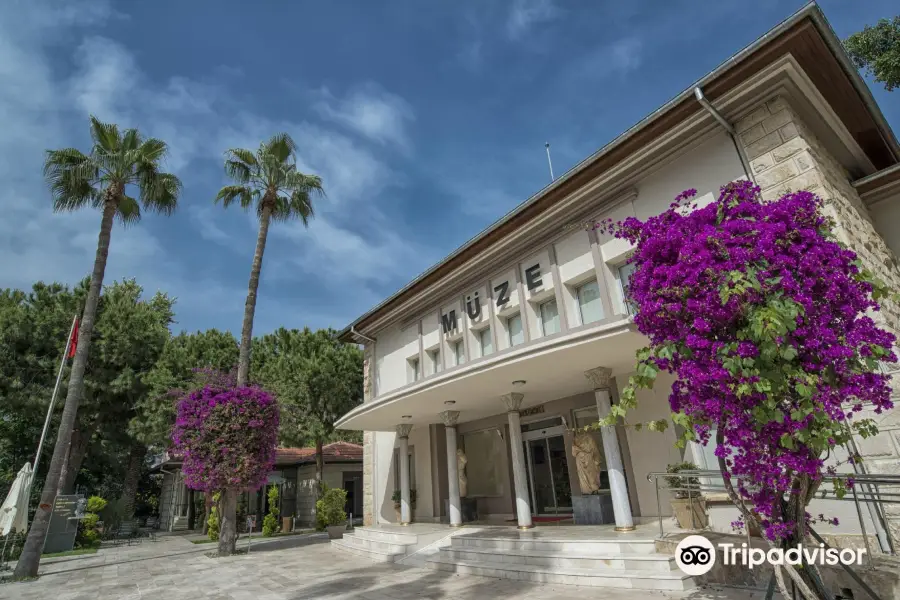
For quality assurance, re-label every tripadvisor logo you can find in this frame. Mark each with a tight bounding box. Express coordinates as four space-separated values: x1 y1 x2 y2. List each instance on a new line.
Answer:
675 535 866 576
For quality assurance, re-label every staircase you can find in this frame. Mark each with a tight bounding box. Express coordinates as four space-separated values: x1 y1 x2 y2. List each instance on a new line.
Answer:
427 528 695 591
331 524 455 563
170 516 189 532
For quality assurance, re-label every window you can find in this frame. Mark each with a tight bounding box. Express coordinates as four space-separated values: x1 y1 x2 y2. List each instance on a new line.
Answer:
618 262 637 314
507 313 524 347
428 349 441 374
453 340 465 366
479 328 493 357
408 358 420 383
539 298 560 336
576 280 603 325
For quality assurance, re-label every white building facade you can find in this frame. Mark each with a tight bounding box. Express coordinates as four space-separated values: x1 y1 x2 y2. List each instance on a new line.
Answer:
336 6 900 547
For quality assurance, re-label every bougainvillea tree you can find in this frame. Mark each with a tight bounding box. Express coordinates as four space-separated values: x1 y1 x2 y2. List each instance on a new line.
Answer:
172 382 279 556
597 180 896 599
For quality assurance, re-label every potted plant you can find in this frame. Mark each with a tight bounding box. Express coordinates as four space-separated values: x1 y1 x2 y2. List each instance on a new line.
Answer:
665 462 708 529
392 489 417 523
317 487 348 539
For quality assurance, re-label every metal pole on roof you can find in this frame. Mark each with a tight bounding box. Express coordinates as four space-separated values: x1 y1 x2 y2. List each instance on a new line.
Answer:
545 143 555 182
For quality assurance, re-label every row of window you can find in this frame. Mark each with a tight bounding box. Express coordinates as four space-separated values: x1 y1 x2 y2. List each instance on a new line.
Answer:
407 265 635 383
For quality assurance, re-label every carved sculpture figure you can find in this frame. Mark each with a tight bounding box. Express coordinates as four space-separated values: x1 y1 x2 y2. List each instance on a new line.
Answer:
572 431 603 494
457 448 468 497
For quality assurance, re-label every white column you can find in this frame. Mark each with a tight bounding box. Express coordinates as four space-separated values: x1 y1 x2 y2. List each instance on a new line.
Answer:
502 393 533 529
585 367 635 531
440 410 462 527
396 424 413 525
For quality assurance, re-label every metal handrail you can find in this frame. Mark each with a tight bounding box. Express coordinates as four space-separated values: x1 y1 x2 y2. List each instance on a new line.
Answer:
647 470 900 557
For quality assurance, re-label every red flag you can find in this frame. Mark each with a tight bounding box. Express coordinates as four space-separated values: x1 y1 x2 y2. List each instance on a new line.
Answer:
68 318 79 359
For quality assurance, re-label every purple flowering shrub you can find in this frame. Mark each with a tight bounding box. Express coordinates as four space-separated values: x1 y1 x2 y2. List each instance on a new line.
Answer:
597 180 896 544
172 385 279 492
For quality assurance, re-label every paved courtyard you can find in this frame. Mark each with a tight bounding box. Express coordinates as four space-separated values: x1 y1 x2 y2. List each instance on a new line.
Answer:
0 533 766 600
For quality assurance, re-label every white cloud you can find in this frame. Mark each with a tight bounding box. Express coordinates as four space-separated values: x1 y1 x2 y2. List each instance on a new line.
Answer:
313 84 415 149
506 0 562 40
0 0 437 334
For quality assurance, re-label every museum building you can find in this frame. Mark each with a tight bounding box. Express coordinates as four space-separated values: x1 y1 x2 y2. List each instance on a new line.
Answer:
333 3 900 563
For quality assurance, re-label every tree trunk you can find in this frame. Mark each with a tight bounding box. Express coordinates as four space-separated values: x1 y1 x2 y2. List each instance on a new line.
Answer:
60 421 96 494
14 199 116 580
217 488 238 556
315 437 324 499
120 445 146 521
187 489 196 530
202 492 213 534
235 205 272 387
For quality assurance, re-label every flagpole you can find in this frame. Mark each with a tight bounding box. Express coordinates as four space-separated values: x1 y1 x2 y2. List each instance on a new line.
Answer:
33 315 78 480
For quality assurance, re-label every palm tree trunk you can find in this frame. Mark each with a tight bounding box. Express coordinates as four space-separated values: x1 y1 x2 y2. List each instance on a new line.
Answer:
217 488 238 556
120 445 147 521
60 420 96 494
14 199 116 580
235 205 272 387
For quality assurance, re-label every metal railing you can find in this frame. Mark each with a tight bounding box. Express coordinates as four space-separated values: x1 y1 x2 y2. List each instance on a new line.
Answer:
646 469 900 559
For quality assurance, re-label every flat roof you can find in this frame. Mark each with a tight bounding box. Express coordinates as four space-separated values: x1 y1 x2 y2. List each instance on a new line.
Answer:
338 2 899 342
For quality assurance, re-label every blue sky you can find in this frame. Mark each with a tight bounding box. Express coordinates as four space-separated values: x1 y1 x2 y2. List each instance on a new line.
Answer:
2 0 898 336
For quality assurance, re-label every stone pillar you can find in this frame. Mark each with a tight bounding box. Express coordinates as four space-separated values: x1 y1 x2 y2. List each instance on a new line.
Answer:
585 367 635 531
362 344 376 526
396 424 413 525
440 410 462 527
502 393 533 529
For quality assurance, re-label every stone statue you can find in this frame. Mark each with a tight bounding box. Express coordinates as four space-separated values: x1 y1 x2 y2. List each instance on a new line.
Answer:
572 431 603 494
457 448 468 498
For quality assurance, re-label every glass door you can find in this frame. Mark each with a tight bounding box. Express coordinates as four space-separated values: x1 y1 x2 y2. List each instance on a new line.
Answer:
547 435 572 513
522 434 573 516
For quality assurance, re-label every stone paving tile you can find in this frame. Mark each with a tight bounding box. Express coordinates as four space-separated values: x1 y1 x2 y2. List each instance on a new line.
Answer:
0 533 768 600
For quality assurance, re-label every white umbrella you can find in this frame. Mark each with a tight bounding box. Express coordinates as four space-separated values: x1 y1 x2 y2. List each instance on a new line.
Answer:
0 462 34 536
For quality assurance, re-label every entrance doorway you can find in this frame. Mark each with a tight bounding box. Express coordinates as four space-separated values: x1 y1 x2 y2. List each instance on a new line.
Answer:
521 417 572 516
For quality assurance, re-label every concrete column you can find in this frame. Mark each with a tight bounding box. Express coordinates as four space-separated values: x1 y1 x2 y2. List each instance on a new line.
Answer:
396 424 413 525
502 392 533 529
440 410 462 527
585 367 635 531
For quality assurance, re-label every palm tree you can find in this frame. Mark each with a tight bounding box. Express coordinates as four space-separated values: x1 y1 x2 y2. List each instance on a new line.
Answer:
218 133 324 387
214 133 323 556
14 116 181 579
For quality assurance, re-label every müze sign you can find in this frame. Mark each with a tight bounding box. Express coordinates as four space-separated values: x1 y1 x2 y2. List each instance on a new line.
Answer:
442 263 542 335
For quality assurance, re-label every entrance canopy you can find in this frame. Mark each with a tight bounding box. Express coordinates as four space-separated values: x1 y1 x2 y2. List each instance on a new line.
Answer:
337 321 646 431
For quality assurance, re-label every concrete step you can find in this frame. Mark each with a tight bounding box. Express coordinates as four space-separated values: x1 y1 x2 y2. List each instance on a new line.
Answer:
427 556 695 591
449 534 659 555
440 546 678 572
330 538 404 563
349 527 420 545
338 532 412 555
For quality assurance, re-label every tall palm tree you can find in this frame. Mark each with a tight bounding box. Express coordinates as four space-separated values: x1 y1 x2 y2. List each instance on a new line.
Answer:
14 116 181 579
217 133 324 388
214 133 323 556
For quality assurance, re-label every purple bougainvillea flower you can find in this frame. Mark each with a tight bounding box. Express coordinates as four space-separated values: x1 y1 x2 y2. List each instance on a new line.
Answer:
598 180 895 542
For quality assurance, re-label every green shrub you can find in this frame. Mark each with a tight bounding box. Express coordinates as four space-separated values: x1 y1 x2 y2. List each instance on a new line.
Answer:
207 491 221 541
391 489 417 507
665 462 700 500
262 485 279 536
86 496 108 513
75 496 107 548
316 487 347 528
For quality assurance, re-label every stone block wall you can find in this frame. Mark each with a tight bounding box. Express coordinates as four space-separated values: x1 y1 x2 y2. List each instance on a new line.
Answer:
736 95 900 546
